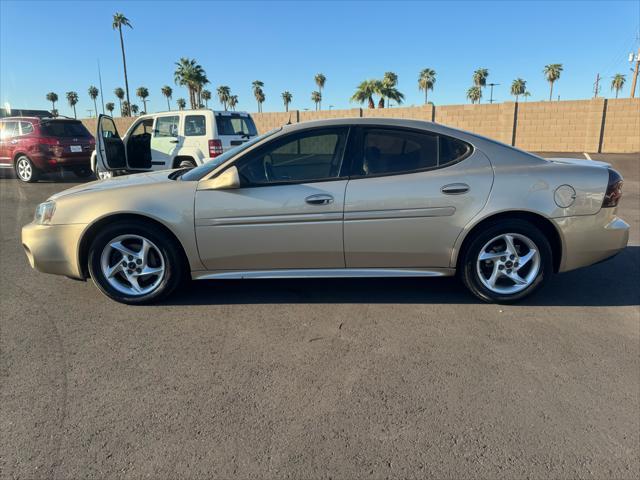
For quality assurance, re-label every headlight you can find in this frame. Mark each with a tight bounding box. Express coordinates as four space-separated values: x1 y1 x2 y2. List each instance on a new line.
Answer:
34 201 56 225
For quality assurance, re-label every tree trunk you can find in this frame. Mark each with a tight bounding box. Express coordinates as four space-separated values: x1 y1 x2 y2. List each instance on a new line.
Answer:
73 105 76 119
285 103 288 112
515 95 519 103
425 89 428 104
378 97 385 108
368 96 374 109
549 81 554 101
118 100 122 116
51 101 56 111
93 99 97 117
118 27 131 116
616 89 619 99
166 97 170 110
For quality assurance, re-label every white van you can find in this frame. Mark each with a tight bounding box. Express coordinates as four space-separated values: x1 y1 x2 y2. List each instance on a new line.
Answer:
92 109 258 178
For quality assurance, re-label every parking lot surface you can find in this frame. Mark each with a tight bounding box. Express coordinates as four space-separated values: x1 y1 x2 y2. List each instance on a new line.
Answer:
1 153 638 479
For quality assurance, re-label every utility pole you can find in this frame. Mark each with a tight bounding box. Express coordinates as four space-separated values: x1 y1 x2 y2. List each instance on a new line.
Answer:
593 73 600 98
488 83 500 103
630 48 640 98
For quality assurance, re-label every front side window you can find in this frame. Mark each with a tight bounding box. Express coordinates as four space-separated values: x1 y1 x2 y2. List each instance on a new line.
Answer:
100 117 119 139
0 121 17 140
131 119 153 137
154 116 179 138
357 128 471 176
184 115 206 136
237 128 348 186
19 121 34 135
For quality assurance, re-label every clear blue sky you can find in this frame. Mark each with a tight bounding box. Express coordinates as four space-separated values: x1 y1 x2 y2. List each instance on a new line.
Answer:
1 0 638 117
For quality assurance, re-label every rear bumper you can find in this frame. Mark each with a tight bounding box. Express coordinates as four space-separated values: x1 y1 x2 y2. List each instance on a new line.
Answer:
553 208 630 273
21 222 86 279
32 153 91 171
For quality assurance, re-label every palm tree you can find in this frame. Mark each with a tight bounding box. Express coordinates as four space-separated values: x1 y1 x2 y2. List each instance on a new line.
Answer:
174 57 209 109
51 109 59 118
106 102 115 115
311 91 322 111
472 68 489 103
351 80 378 109
543 64 563 101
161 85 173 110
217 86 231 110
256 89 265 113
121 100 130 117
46 92 58 112
375 80 404 108
522 90 531 102
510 78 526 102
202 89 212 108
228 95 238 111
176 98 186 110
314 73 326 109
65 91 79 118
252 80 264 112
381 72 398 107
87 86 99 117
136 86 149 112
112 12 133 114
130 104 139 116
611 74 626 98
418 68 437 104
114 87 125 116
466 86 482 104
281 91 293 112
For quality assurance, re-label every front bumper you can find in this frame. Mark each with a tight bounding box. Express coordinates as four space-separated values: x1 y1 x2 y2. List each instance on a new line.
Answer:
22 222 87 279
553 208 630 273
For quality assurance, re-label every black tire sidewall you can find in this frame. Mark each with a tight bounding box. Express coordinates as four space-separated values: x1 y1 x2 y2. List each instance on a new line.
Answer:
15 155 39 183
461 220 553 303
87 222 184 304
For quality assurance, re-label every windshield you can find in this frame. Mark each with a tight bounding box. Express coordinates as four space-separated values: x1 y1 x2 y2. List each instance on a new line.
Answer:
181 128 280 181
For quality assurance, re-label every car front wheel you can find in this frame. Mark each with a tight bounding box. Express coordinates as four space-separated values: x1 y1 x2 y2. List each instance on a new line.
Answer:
460 220 553 303
88 222 185 304
15 155 39 183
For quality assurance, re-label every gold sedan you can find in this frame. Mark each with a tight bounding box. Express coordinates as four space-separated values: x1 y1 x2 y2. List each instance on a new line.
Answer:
22 117 629 304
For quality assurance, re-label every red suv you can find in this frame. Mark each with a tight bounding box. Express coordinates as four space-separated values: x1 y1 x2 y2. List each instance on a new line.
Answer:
0 116 95 182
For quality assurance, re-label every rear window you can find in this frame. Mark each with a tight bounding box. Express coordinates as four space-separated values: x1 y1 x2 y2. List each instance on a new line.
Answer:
41 121 91 138
216 115 257 137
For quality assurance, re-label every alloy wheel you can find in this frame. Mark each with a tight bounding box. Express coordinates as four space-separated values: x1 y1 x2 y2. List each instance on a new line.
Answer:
476 233 540 295
100 234 165 296
16 157 33 181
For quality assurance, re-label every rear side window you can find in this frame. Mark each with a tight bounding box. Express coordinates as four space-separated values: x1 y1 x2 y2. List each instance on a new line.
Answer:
41 121 91 138
184 115 206 136
154 116 179 137
1 121 18 139
216 115 257 136
357 128 471 176
19 122 34 135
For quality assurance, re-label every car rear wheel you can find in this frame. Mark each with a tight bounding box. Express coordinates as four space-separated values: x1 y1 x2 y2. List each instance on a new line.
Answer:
73 167 93 178
15 155 39 183
460 220 553 303
88 222 185 304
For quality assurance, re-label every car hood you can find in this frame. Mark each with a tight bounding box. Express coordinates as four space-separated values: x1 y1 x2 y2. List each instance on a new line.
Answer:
545 157 611 168
49 170 176 200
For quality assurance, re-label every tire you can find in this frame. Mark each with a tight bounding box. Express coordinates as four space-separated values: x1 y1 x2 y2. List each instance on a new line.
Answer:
459 219 553 303
87 221 186 304
15 155 39 183
73 167 93 179
95 164 114 180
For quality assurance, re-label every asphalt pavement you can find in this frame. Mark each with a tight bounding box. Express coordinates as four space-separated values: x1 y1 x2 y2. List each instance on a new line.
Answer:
1 153 638 479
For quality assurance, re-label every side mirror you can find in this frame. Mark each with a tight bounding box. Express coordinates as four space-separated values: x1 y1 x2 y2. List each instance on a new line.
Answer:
199 166 241 190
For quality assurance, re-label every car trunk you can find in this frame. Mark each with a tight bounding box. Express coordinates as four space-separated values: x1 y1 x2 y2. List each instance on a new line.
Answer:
40 120 95 158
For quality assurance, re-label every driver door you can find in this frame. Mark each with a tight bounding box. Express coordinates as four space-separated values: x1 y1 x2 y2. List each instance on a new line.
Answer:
95 115 127 171
194 127 350 271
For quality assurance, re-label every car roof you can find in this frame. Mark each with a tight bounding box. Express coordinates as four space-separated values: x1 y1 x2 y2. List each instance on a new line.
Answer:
1 116 78 122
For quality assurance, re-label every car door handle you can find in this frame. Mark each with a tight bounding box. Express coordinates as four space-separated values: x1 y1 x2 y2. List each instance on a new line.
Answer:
305 194 334 205
169 139 179 144
441 183 470 195
10 140 18 144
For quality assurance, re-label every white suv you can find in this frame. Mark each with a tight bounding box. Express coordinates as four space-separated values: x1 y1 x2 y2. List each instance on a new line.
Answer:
92 110 257 178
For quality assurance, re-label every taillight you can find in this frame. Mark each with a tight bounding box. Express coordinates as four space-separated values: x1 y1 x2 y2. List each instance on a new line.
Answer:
209 139 223 158
602 168 623 208
39 137 63 156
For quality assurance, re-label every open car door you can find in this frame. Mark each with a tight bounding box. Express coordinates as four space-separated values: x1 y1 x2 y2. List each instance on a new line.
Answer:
96 114 127 171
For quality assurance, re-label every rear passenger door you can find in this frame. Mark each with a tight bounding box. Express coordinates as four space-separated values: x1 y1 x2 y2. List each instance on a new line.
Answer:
344 127 493 268
0 121 18 168
150 114 181 168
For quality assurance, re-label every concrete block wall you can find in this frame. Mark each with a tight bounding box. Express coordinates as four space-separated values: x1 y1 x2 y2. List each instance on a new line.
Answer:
81 98 639 153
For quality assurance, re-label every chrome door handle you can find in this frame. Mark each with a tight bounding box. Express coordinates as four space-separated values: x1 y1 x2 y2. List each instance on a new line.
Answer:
305 194 334 205
169 139 179 144
10 140 18 144
441 183 470 195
